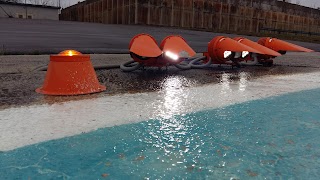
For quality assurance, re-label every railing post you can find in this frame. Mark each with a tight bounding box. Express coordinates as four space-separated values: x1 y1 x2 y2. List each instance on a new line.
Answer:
160 2 163 25
147 0 151 25
135 0 138 24
101 0 104 23
219 2 222 30
128 0 131 24
116 0 119 24
122 0 125 24
181 0 184 27
201 0 204 28
192 0 194 28
171 0 174 26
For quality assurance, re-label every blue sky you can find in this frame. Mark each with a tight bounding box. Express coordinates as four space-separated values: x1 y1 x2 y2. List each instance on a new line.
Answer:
61 0 319 8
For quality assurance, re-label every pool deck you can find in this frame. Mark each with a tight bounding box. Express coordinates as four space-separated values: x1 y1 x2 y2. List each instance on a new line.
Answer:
0 52 320 152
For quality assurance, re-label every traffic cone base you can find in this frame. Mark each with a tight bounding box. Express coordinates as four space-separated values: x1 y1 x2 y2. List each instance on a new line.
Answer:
36 50 106 96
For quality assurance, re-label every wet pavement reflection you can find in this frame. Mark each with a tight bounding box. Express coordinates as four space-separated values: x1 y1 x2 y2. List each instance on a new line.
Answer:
0 61 320 109
156 76 195 119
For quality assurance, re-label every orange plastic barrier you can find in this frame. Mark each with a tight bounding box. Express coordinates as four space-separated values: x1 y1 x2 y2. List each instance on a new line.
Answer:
208 36 261 63
258 37 314 53
129 34 162 58
234 37 281 57
36 50 106 95
160 35 196 58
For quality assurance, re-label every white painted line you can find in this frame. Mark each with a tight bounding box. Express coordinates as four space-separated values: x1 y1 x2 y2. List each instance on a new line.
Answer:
1 72 320 151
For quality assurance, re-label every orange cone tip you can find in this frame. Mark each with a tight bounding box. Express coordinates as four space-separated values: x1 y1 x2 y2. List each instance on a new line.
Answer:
36 50 106 96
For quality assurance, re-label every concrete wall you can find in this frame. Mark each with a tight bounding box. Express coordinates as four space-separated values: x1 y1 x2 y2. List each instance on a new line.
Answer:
0 4 59 20
60 0 320 34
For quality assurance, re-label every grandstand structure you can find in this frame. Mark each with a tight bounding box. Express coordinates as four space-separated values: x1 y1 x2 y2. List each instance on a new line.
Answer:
60 0 320 34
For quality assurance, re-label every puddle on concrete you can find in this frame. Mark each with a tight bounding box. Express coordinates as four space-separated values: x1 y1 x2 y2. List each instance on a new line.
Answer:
1 52 320 109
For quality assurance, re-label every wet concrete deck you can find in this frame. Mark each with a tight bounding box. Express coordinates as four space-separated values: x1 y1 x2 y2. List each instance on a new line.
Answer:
2 71 320 151
0 52 319 109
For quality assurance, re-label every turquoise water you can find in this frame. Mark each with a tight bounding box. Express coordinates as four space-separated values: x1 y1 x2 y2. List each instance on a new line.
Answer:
1 89 320 179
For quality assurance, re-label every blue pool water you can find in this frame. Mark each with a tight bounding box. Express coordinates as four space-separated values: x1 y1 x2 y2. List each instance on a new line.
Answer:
1 89 320 179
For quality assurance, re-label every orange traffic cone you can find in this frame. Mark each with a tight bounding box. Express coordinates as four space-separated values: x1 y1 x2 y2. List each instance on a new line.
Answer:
36 50 106 96
129 33 162 57
234 37 281 57
160 35 196 59
208 36 262 63
257 37 314 53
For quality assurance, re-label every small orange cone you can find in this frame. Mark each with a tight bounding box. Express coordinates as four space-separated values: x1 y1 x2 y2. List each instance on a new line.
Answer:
129 34 162 57
36 50 106 96
234 37 281 57
208 36 262 63
258 37 314 53
160 35 196 58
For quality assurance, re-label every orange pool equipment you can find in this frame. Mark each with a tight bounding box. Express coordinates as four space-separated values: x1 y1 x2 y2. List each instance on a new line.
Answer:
258 37 314 54
189 36 261 68
121 34 196 71
36 50 106 95
234 37 282 66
